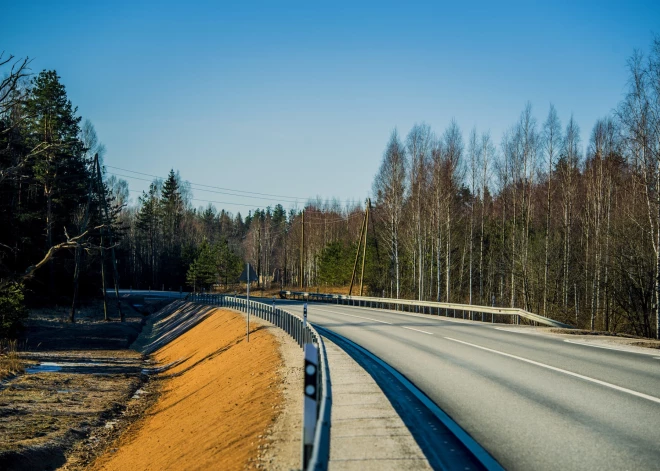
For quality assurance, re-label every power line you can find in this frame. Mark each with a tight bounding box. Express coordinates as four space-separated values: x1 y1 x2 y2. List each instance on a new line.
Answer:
125 187 365 226
113 172 303 204
107 165 359 205
127 189 272 209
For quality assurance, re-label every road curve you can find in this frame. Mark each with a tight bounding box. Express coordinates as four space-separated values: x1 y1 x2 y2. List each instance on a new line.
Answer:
280 300 660 471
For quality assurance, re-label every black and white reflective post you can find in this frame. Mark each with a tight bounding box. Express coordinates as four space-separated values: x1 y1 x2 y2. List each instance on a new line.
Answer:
302 343 318 469
303 302 308 329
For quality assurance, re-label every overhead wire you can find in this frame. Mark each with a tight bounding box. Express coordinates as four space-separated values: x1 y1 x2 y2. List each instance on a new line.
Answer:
112 172 304 204
106 165 360 205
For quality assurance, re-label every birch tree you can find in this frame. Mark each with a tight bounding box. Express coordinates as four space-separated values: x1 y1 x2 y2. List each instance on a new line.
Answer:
373 130 407 298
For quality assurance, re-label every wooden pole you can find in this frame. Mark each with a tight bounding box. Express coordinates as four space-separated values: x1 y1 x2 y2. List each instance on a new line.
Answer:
70 154 97 323
95 158 124 322
100 240 108 320
359 199 370 296
349 204 368 296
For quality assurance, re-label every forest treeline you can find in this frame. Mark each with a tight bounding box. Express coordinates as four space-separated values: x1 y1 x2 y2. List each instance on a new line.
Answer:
1 38 659 339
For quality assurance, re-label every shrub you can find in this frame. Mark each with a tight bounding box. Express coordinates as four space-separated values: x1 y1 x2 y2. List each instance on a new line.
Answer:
0 282 28 338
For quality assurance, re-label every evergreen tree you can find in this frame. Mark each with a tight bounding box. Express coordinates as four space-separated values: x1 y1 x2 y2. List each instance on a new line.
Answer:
186 239 217 292
21 70 87 295
160 170 185 287
161 169 183 250
137 183 161 287
215 239 243 288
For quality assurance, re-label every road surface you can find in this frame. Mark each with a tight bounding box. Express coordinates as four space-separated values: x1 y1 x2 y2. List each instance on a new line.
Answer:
279 299 660 470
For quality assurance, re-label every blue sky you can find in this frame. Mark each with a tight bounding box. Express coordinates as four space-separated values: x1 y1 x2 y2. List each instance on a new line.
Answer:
4 1 659 215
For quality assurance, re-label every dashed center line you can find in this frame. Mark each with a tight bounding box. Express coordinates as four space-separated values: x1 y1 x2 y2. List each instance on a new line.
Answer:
311 307 392 325
402 326 433 335
311 306 434 334
444 336 660 405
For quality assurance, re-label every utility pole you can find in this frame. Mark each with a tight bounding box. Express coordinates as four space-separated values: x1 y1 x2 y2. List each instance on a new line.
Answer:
70 154 97 323
349 202 368 296
359 199 370 296
94 157 124 322
300 209 304 289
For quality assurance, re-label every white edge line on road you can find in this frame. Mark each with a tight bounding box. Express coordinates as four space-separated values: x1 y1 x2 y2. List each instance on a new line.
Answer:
310 307 393 325
306 300 491 326
563 339 660 357
314 325 504 471
402 326 433 335
445 337 660 405
494 327 540 335
313 306 433 334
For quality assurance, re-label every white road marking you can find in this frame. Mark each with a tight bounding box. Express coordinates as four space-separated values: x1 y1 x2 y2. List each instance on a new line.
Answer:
401 326 433 335
563 339 660 357
312 306 433 334
494 327 540 335
315 326 504 471
655 357 660 360
311 307 392 325
444 336 660 405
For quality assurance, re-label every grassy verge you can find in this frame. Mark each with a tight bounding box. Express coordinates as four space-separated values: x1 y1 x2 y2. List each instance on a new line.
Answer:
0 339 24 380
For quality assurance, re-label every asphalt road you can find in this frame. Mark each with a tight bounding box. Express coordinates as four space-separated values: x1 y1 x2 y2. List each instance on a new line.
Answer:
280 300 660 471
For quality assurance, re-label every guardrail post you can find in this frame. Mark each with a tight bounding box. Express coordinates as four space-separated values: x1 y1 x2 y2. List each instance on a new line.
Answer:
303 303 308 329
302 343 319 470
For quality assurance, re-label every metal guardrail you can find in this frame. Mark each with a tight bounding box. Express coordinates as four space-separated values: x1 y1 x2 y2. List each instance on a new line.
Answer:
187 293 331 471
279 290 573 329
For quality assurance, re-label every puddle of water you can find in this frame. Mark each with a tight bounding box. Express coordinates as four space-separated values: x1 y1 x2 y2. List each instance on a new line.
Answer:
132 304 143 307
26 362 63 374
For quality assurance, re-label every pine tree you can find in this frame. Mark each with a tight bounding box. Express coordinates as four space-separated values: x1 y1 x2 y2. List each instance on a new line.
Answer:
21 70 87 295
186 239 217 292
137 183 161 287
160 170 185 287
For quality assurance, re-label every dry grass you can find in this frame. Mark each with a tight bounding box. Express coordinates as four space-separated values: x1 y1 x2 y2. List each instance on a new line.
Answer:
631 341 660 349
0 339 24 379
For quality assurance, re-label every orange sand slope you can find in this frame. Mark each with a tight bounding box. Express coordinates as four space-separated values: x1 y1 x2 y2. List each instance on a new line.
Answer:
93 307 283 471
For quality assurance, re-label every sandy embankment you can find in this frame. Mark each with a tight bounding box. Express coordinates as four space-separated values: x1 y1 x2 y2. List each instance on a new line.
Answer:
91 305 288 471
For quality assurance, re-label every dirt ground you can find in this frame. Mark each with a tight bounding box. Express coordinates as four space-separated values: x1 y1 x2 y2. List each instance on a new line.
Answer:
90 307 287 471
250 318 302 470
0 299 147 471
1 299 302 471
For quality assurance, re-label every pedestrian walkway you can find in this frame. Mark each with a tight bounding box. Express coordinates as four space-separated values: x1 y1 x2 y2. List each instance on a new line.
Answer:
323 338 432 470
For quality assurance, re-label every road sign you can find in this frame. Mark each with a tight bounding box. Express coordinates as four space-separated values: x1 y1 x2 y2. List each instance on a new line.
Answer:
239 264 258 283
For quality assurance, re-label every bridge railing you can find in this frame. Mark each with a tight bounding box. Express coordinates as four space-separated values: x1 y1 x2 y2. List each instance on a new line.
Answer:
279 290 572 329
188 293 330 471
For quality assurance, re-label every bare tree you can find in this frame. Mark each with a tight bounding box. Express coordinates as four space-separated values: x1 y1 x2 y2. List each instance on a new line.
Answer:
560 115 581 319
406 124 432 300
479 131 494 304
542 104 562 316
373 130 407 298
442 120 464 302
0 53 32 184
468 128 480 307
618 39 660 338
